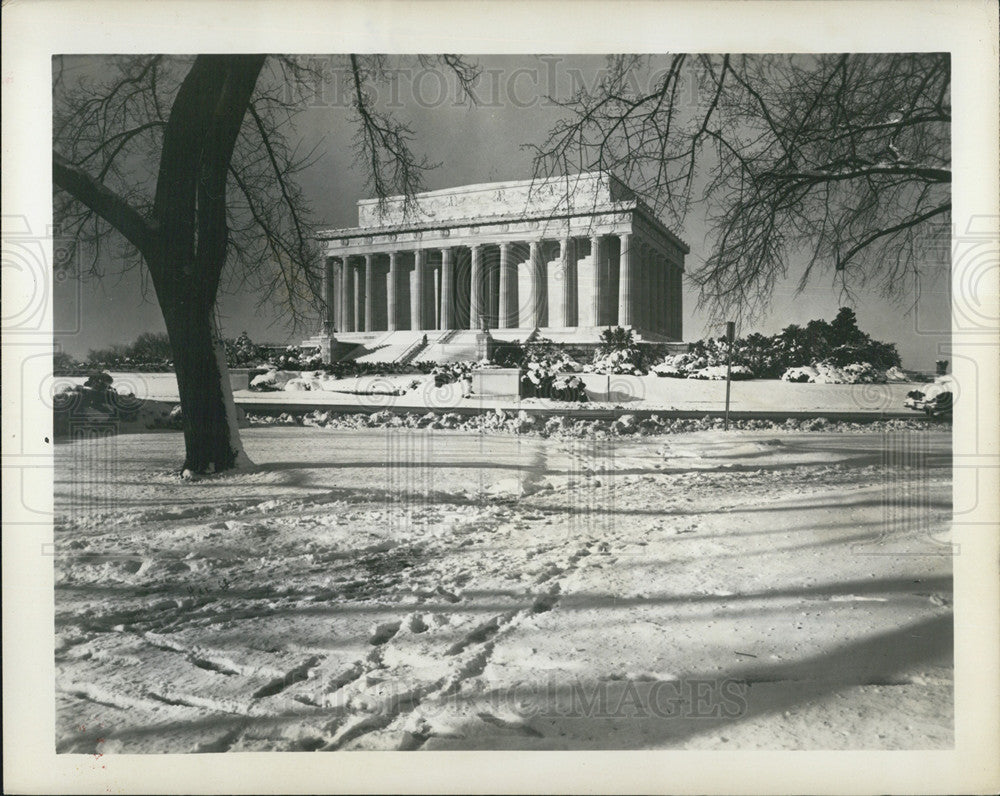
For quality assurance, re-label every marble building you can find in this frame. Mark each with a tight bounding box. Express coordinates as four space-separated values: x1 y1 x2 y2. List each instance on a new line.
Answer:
309 172 688 361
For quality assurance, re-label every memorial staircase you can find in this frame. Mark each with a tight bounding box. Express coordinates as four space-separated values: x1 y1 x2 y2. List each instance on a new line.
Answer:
412 329 476 364
303 325 687 364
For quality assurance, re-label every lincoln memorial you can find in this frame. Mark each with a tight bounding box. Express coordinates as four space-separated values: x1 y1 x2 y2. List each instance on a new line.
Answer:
308 172 688 362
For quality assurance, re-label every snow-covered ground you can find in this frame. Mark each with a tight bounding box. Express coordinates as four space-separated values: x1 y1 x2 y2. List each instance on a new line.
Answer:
54 426 953 752
58 371 926 415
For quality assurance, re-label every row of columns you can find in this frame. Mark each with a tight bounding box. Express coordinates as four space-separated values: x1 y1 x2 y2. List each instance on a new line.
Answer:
323 234 682 337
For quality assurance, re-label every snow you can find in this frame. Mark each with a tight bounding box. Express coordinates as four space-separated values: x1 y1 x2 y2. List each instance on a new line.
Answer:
250 369 278 389
54 426 952 752
60 371 927 417
781 362 886 384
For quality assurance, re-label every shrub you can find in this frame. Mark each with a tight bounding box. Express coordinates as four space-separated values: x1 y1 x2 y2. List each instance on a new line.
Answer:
225 331 266 367
85 332 174 372
268 345 323 371
519 337 587 399
588 327 648 374
432 361 473 388
653 309 901 380
598 326 636 353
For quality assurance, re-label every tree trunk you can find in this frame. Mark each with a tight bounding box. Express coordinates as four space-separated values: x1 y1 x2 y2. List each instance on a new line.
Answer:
162 292 249 475
54 55 266 475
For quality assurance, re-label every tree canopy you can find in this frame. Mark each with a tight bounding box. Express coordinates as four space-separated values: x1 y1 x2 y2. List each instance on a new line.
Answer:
531 53 950 322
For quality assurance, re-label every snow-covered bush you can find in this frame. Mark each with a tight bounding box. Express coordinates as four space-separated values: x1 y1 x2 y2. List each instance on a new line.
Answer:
781 361 886 384
650 359 687 378
432 361 473 388
515 337 588 399
269 345 322 371
653 308 902 381
904 375 953 417
225 331 266 367
250 368 280 390
781 366 819 383
587 348 645 375
550 373 586 401
586 327 648 375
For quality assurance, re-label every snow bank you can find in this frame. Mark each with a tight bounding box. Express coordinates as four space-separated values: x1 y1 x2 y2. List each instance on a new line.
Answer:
685 365 754 380
246 408 938 438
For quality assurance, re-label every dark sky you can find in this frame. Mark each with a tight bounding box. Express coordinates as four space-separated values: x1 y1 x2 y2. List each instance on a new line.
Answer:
53 55 950 367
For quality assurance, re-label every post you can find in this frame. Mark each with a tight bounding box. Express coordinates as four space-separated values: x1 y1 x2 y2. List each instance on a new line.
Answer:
724 320 735 431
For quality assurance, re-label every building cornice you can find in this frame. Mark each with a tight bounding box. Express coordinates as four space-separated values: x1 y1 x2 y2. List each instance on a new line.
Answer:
318 200 689 256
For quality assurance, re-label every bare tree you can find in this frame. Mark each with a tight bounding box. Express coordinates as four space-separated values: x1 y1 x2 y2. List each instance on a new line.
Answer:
530 53 950 323
53 54 478 474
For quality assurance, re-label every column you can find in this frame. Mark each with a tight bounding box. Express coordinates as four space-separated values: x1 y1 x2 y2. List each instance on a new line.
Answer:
386 252 398 331
342 258 355 332
662 256 672 336
645 246 655 331
498 242 516 328
669 264 678 339
411 249 425 330
656 254 666 334
530 240 547 328
558 237 572 329
645 248 655 332
675 266 684 340
571 238 580 327
440 247 454 329
488 249 500 327
322 258 335 332
470 244 483 329
668 265 677 339
433 264 441 329
644 244 654 331
353 261 365 332
618 233 633 327
363 254 374 332
591 235 603 326
635 242 645 330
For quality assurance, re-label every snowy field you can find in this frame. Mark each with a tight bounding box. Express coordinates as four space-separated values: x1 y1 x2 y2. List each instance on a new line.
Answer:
54 425 953 752
59 371 928 414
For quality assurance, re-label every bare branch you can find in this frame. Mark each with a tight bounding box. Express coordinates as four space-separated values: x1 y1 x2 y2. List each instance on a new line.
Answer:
52 150 156 256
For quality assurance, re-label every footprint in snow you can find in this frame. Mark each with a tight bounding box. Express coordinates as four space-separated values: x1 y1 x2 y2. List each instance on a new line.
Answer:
369 620 401 645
